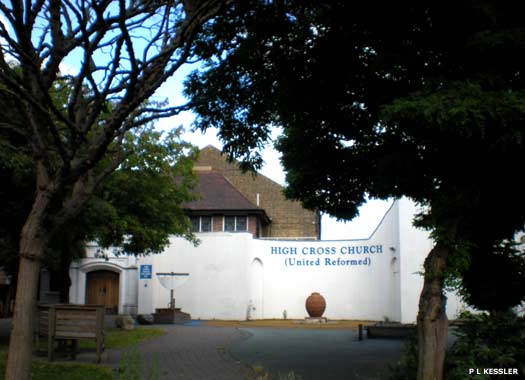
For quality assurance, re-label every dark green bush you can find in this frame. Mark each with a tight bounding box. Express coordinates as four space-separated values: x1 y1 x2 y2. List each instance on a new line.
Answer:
445 311 525 380
388 311 525 380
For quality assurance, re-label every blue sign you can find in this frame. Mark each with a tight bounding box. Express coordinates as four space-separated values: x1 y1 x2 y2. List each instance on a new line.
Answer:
140 265 152 279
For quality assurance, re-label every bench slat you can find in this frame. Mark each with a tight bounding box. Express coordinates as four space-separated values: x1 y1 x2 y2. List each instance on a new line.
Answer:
35 304 105 363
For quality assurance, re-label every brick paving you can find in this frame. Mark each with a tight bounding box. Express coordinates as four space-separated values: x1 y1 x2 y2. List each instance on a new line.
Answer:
1 319 253 380
107 324 253 380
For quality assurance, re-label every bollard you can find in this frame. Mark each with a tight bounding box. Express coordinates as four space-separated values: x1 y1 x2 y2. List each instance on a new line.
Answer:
358 324 363 341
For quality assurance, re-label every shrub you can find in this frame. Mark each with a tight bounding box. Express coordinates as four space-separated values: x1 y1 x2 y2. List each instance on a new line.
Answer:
445 311 525 380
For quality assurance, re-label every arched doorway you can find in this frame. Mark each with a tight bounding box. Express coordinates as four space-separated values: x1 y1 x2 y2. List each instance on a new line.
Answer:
86 270 120 314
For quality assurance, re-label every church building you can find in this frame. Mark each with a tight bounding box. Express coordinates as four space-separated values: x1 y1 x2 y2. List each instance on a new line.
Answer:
68 146 465 322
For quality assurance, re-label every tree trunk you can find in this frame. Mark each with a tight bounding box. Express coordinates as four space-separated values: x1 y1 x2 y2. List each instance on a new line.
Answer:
5 245 44 380
5 190 51 380
417 243 449 380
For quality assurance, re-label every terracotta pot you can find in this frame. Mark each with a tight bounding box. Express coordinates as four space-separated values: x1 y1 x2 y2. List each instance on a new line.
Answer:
305 292 326 317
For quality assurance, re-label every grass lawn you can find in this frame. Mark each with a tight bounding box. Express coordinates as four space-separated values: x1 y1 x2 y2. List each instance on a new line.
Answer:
0 327 166 380
0 347 112 380
81 327 166 349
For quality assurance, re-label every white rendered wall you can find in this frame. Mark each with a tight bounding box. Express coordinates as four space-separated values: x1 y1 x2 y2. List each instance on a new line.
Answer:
72 199 467 321
396 198 467 322
137 233 251 320
137 203 401 321
247 208 400 321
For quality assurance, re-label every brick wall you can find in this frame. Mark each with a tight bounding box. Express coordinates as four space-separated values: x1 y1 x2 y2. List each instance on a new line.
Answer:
212 216 223 232
197 146 320 239
248 215 258 236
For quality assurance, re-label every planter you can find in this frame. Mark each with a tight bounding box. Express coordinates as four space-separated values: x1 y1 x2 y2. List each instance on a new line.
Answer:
366 323 416 338
153 308 191 324
305 292 326 317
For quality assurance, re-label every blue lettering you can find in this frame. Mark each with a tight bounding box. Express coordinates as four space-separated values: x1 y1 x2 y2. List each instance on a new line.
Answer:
271 246 297 255
340 245 384 255
288 257 320 266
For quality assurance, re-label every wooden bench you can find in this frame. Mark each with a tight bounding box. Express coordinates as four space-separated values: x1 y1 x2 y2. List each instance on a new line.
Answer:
35 304 105 362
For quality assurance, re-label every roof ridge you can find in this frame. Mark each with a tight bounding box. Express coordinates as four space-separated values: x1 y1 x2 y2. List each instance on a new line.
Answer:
198 145 285 188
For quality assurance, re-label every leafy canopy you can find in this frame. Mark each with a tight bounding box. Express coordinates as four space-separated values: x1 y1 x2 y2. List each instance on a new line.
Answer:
185 0 525 308
1 85 198 272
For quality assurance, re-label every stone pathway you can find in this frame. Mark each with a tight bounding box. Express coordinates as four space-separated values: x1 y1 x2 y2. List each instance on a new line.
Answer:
1 319 253 380
1 318 413 380
108 325 253 380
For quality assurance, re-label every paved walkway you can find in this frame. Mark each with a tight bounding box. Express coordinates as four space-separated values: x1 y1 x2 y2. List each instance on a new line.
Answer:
230 328 405 380
122 325 252 380
1 319 412 380
1 319 253 380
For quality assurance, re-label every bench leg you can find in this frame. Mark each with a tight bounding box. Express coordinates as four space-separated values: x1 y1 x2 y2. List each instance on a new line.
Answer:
48 336 54 362
96 338 102 363
70 339 78 360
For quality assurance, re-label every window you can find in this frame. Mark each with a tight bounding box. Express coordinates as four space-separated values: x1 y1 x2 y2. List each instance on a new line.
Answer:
191 216 213 232
224 216 248 232
190 215 248 232
201 216 212 232
224 216 235 232
236 216 247 231
191 217 200 232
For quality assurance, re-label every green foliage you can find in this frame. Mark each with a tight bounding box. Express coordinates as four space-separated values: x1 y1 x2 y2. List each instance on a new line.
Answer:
446 311 525 380
0 101 198 274
113 346 159 380
186 0 525 237
30 362 113 380
0 347 113 380
250 364 303 380
388 332 418 380
84 126 199 255
185 0 525 321
459 241 525 311
80 328 166 350
388 312 525 380
0 88 34 274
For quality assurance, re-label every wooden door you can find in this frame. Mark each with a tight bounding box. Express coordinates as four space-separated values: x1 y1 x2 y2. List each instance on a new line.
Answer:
86 270 119 314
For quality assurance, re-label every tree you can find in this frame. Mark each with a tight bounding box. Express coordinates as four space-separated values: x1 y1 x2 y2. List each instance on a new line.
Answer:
0 85 33 315
184 1 525 379
459 240 525 313
39 126 199 302
0 1 230 379
1 84 198 301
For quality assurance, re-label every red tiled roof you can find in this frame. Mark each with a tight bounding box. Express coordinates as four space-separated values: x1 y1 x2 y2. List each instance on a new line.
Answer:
184 171 263 212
